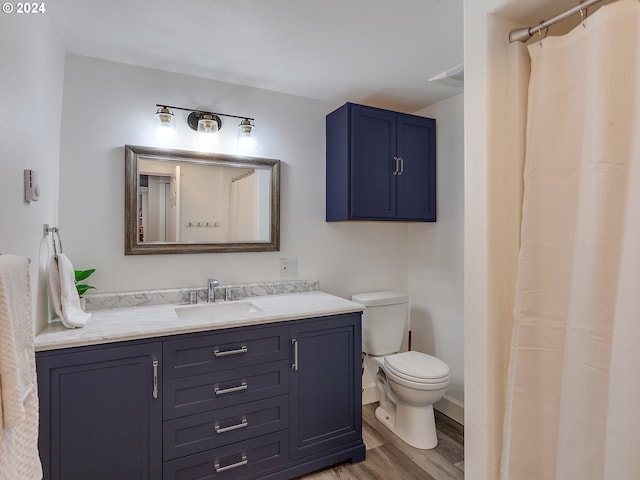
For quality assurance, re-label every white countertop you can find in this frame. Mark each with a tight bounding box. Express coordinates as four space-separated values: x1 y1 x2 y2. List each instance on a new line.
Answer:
35 291 364 352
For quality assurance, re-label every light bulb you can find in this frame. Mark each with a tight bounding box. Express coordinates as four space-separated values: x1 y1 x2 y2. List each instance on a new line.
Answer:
236 118 257 153
197 114 218 134
155 107 176 141
197 113 220 150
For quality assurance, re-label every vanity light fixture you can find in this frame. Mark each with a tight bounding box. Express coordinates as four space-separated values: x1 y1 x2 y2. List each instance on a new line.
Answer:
154 104 256 151
155 106 177 141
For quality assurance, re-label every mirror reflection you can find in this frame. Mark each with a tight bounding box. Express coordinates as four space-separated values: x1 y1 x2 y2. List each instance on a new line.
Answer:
125 145 280 254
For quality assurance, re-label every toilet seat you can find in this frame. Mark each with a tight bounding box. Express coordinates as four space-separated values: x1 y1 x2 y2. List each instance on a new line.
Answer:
384 351 449 384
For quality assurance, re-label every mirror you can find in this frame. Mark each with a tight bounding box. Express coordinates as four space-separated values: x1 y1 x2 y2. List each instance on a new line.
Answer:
125 145 280 254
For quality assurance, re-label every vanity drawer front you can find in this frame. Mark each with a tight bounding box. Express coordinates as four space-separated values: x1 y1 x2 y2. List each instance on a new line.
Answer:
164 395 289 460
164 361 289 420
163 430 289 480
164 325 288 379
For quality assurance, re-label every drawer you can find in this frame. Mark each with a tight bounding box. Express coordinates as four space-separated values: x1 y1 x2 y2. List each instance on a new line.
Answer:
164 361 289 420
164 395 289 460
163 430 289 480
164 325 288 379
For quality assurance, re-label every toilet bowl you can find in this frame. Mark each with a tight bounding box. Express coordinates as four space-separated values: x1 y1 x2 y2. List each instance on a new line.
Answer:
352 292 450 449
367 351 449 449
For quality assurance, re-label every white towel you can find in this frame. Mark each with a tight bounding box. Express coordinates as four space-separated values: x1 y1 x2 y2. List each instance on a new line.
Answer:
47 253 90 328
0 254 43 479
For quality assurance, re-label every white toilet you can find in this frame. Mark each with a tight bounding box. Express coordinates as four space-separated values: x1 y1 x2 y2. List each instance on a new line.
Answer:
352 291 449 449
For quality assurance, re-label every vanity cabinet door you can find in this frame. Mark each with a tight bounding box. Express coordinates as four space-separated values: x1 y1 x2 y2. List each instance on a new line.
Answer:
289 314 364 461
36 342 162 480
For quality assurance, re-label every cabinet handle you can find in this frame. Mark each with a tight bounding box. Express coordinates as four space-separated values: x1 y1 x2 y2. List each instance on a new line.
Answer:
398 156 404 175
152 360 159 399
214 417 248 434
214 381 248 395
392 156 400 176
215 455 248 473
213 345 248 357
291 339 299 371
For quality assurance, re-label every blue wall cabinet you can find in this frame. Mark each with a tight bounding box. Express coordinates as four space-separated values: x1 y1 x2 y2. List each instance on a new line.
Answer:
37 342 163 480
37 314 364 480
326 102 436 222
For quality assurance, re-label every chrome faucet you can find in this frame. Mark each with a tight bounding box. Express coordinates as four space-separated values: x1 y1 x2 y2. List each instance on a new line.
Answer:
207 278 219 303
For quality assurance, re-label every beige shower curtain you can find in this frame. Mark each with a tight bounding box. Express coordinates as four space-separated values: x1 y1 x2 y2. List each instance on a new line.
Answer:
501 1 640 479
228 171 257 241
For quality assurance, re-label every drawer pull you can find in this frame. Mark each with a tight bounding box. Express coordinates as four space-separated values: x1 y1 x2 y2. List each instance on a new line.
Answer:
215 455 248 473
291 339 299 371
213 345 248 357
152 360 159 399
214 418 248 434
214 381 248 395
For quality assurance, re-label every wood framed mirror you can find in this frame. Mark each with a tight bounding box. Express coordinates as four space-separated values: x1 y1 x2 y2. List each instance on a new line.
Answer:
125 145 280 254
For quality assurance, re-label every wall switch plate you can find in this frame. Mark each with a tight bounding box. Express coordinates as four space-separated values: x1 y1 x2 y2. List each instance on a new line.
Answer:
24 169 40 202
279 258 297 278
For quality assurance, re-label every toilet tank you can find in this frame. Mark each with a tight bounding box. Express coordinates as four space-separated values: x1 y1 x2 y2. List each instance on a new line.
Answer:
352 291 409 355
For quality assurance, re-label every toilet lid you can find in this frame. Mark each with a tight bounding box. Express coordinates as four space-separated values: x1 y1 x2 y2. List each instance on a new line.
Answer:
384 351 449 383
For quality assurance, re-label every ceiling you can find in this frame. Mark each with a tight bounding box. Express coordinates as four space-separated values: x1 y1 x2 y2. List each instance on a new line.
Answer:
47 0 464 113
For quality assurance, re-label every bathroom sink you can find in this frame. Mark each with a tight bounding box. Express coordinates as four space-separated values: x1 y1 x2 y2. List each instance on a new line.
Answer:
175 301 263 321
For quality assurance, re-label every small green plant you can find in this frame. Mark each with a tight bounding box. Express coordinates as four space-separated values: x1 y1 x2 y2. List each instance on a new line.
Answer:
74 268 96 297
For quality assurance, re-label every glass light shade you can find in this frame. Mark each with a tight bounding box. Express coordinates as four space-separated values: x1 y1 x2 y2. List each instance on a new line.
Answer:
155 107 176 141
197 114 220 150
197 114 219 134
236 118 257 153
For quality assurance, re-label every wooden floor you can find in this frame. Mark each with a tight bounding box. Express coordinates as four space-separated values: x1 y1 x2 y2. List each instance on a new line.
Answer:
298 403 464 480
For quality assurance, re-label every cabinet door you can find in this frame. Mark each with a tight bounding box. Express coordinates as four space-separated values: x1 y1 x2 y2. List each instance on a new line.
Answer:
350 105 397 219
396 113 437 221
289 314 362 461
37 342 162 480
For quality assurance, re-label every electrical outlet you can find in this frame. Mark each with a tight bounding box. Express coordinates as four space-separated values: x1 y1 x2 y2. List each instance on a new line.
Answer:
279 258 297 278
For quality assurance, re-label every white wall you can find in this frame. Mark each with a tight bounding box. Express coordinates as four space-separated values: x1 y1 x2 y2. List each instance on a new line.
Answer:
410 94 464 424
0 15 65 333
58 55 409 305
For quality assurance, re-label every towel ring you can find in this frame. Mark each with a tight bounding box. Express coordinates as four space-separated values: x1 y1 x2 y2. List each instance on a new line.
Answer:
44 224 63 256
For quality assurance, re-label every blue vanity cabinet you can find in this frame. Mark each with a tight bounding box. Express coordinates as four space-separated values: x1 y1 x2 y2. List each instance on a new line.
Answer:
36 341 163 480
37 312 365 480
326 102 437 222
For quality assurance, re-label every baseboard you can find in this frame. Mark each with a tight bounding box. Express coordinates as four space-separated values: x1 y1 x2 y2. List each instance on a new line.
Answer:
435 394 464 425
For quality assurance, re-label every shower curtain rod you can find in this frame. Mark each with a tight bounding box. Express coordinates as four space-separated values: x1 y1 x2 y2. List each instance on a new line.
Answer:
509 0 612 43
